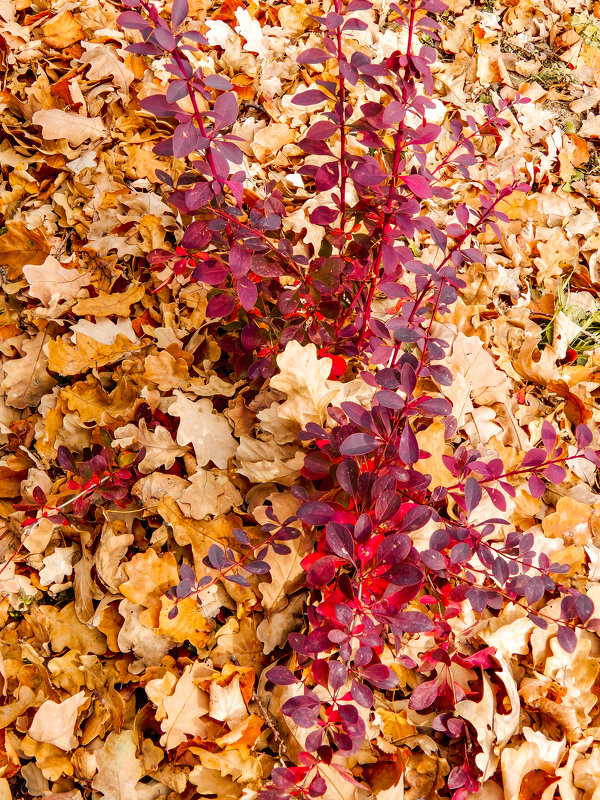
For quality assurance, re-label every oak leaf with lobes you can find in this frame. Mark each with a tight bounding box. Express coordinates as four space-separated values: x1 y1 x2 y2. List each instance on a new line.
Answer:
168 391 237 469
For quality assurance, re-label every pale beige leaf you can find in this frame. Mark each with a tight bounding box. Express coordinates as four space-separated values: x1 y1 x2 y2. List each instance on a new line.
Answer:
177 469 242 519
23 256 88 307
28 691 86 751
160 663 210 749
208 676 248 728
32 110 106 147
168 391 237 469
1 332 56 409
91 731 143 800
113 419 187 473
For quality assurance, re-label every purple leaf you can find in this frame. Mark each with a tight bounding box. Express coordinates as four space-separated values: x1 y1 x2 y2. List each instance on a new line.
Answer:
576 423 593 450
310 206 338 226
421 549 445 571
464 477 482 515
340 433 379 456
297 501 335 526
152 26 177 51
297 49 330 64
386 562 423 587
118 10 147 28
408 677 440 710
212 91 238 130
205 74 233 90
237 276 258 311
521 448 547 468
396 611 434 633
267 667 298 685
557 626 577 653
171 0 189 29
401 174 433 199
140 94 179 117
352 158 386 187
206 292 235 318
528 474 546 499
361 665 398 690
292 89 328 106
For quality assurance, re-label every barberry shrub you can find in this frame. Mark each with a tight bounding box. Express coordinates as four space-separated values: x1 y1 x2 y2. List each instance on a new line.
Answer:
112 0 600 798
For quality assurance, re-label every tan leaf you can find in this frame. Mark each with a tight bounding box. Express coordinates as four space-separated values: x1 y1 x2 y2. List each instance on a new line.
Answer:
251 123 296 162
113 419 187 473
209 676 248 728
72 284 144 317
91 731 143 800
120 549 179 626
79 43 134 98
28 691 87 752
168 391 237 469
158 595 213 651
23 256 88 308
0 222 49 279
270 341 341 427
32 110 106 148
1 332 56 409
42 11 83 48
160 663 210 749
177 469 242 519
257 593 306 654
47 333 144 377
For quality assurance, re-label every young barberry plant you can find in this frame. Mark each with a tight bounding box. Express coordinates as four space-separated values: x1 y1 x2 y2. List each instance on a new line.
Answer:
118 1 600 798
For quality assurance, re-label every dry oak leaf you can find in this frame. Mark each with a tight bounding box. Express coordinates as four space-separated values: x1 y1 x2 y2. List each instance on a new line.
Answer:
39 546 76 588
177 469 242 520
42 11 82 48
187 746 264 784
28 691 87 752
94 519 134 593
257 592 306 654
132 472 189 507
23 256 89 307
444 332 512 406
454 653 520 781
500 740 559 800
79 42 134 99
117 599 174 666
160 663 210 750
113 419 187 473
1 331 56 409
211 616 265 671
91 731 143 800
236 436 305 486
61 376 139 424
0 221 49 280
72 283 144 317
32 603 107 655
214 714 264 757
375 708 417 743
143 350 190 391
413 420 456 490
157 498 246 586
19 736 74 781
48 333 144 376
209 676 249 729
541 496 597 545
120 549 179 627
32 110 106 148
257 533 310 613
168 391 237 469
270 340 345 427
251 123 296 163
158 595 213 651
